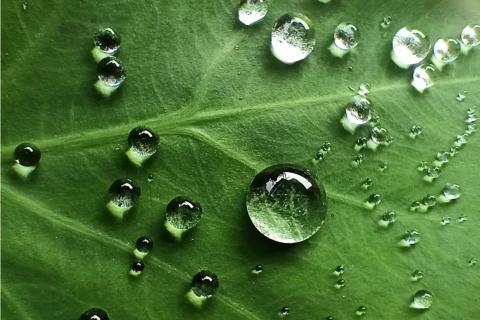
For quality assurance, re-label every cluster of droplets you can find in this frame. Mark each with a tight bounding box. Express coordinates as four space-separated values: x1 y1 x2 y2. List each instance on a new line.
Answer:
313 142 332 163
332 264 346 291
409 194 437 213
129 235 153 277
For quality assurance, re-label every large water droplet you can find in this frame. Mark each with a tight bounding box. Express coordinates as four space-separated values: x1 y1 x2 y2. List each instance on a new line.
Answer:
92 27 121 62
133 235 153 259
411 64 435 93
126 127 159 167
95 56 126 97
329 22 360 57
186 270 219 308
341 95 373 133
106 178 141 219
461 24 480 54
164 197 202 240
432 38 460 70
270 13 315 64
238 0 268 26
391 27 430 68
80 308 109 320
246 164 327 244
410 289 433 309
129 261 145 277
12 143 41 179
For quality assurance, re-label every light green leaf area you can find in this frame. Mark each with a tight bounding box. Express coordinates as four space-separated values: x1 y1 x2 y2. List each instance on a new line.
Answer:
2 0 480 319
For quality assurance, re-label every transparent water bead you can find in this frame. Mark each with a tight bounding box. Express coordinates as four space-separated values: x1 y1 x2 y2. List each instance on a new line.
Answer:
357 83 370 97
378 210 396 228
411 270 424 282
126 127 159 167
391 27 430 68
367 127 390 151
456 92 466 102
133 236 153 259
409 125 423 139
92 27 121 62
317 0 332 3
458 214 467 223
453 134 467 148
411 195 437 213
106 178 141 219
246 164 327 244
271 13 315 64
432 38 461 70
440 216 451 226
380 16 392 29
313 142 332 163
468 258 478 266
329 22 360 58
423 166 440 183
461 24 480 54
252 264 263 275
341 95 373 134
326 316 335 320
147 174 154 183
378 161 388 172
333 264 345 276
279 306 290 317
129 261 144 277
410 290 433 309
411 64 435 93
356 306 367 316
164 197 202 240
438 183 461 203
433 151 449 167
361 178 373 190
398 230 420 248
80 308 109 320
238 0 268 26
352 154 364 167
364 193 381 210
354 137 368 152
12 143 41 179
417 161 429 172
186 270 219 308
95 56 126 97
334 278 346 289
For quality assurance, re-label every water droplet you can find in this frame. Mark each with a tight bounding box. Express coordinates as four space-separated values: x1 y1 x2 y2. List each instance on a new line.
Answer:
357 83 370 96
367 127 391 151
461 24 480 54
234 45 240 50
133 236 153 259
438 183 461 203
409 125 423 139
333 264 345 276
325 316 335 320
80 308 109 320
419 195 437 211
252 264 263 275
398 230 420 247
355 306 367 316
410 270 424 282
129 261 144 277
352 154 364 167
448 146 460 157
354 137 367 152
410 289 433 309
453 134 467 148
433 151 449 167
246 164 327 243
313 142 332 163
334 278 346 289
106 178 141 219
114 143 121 151
364 193 381 210
411 64 435 93
410 200 422 212
458 214 467 223
468 258 478 266
378 161 388 172
279 306 290 317
12 143 41 179
361 178 373 190
378 210 396 228
341 95 373 133
22 2 28 10
466 114 477 125
329 22 360 57
456 92 466 102
423 166 440 183
380 16 392 29
92 27 121 62
317 0 332 3
126 127 159 167
147 174 154 183
432 38 460 70
95 56 126 97
164 197 202 240
270 13 315 64
391 27 430 68
238 0 268 26
440 216 451 226
417 161 429 172
186 270 219 308
347 66 353 71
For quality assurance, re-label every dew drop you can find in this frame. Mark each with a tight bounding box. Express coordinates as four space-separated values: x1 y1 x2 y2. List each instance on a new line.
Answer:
80 308 109 320
461 24 480 54
354 137 368 152
129 261 144 277
329 22 360 57
364 193 381 210
438 183 461 203
398 230 420 248
114 143 121 151
126 127 159 167
440 216 451 226
238 0 268 26
341 95 373 133
409 200 422 212
326 316 335 320
432 38 460 70
252 264 263 275
409 125 423 139
380 16 392 29
186 271 219 307
133 235 153 259
147 174 154 183
313 142 332 163
433 151 449 167
410 270 424 282
22 2 28 10
355 306 367 316
279 306 290 317
378 210 396 228
378 161 388 172
106 178 141 219
12 143 41 179
334 278 346 289
417 161 429 172
453 134 467 148
456 92 466 102
270 13 315 64
352 154 364 167
317 0 332 3
367 127 391 151
423 166 440 183
410 289 433 309
411 64 435 93
469 258 478 266
246 164 327 244
92 27 121 62
164 197 202 240
357 83 370 97
391 27 430 68
333 264 345 276
95 56 126 97
458 213 467 223
361 178 373 190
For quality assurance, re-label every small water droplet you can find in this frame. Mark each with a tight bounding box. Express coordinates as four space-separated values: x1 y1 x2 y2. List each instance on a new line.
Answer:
410 270 424 282
438 183 461 203
95 56 126 96
12 143 41 179
334 278 346 289
458 214 467 223
417 161 429 172
420 194 437 211
456 92 466 102
398 230 420 247
114 143 121 151
378 210 396 228
164 197 202 240
361 178 373 190
341 96 373 134
106 179 141 219
410 289 433 309
367 127 391 151
80 308 109 320
357 83 371 96
423 166 441 183
468 258 478 266
252 264 263 275
93 27 121 58
448 146 460 157
313 142 332 163
364 193 381 210
380 16 392 29
329 22 360 57
133 236 153 259
355 306 367 316
186 270 219 307
147 174 154 183
352 154 364 167
453 134 467 147
409 125 423 139
433 151 449 167
432 38 461 70
347 66 353 71
440 216 451 226
238 0 268 26
333 264 345 276
270 13 315 64
246 164 327 244
461 24 480 53
391 27 430 68
378 161 388 172
126 127 159 167
325 316 335 320
354 137 368 152
411 64 435 93
279 306 290 317
234 45 240 50
22 2 28 10
129 261 145 277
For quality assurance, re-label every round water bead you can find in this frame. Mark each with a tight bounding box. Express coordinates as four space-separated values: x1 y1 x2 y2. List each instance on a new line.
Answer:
126 127 159 167
378 210 396 228
106 178 141 219
95 56 126 97
279 306 290 317
361 177 373 190
333 264 345 276
352 154 364 167
398 230 420 248
411 64 435 93
330 22 360 57
12 143 41 178
129 261 144 277
133 235 153 259
334 278 346 289
440 216 451 226
458 213 467 223
423 166 440 183
410 289 433 309
409 125 423 139
246 164 327 244
391 27 430 68
411 270 424 282
354 137 368 152
186 270 219 308
238 0 268 26
92 27 121 62
461 24 480 53
367 127 390 151
438 183 461 203
164 197 202 240
380 16 392 29
80 308 109 320
252 264 263 275
270 13 315 64
364 193 381 210
341 95 373 133
356 306 367 316
432 38 460 69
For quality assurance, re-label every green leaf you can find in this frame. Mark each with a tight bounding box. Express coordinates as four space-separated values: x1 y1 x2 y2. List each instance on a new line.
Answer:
2 0 480 319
